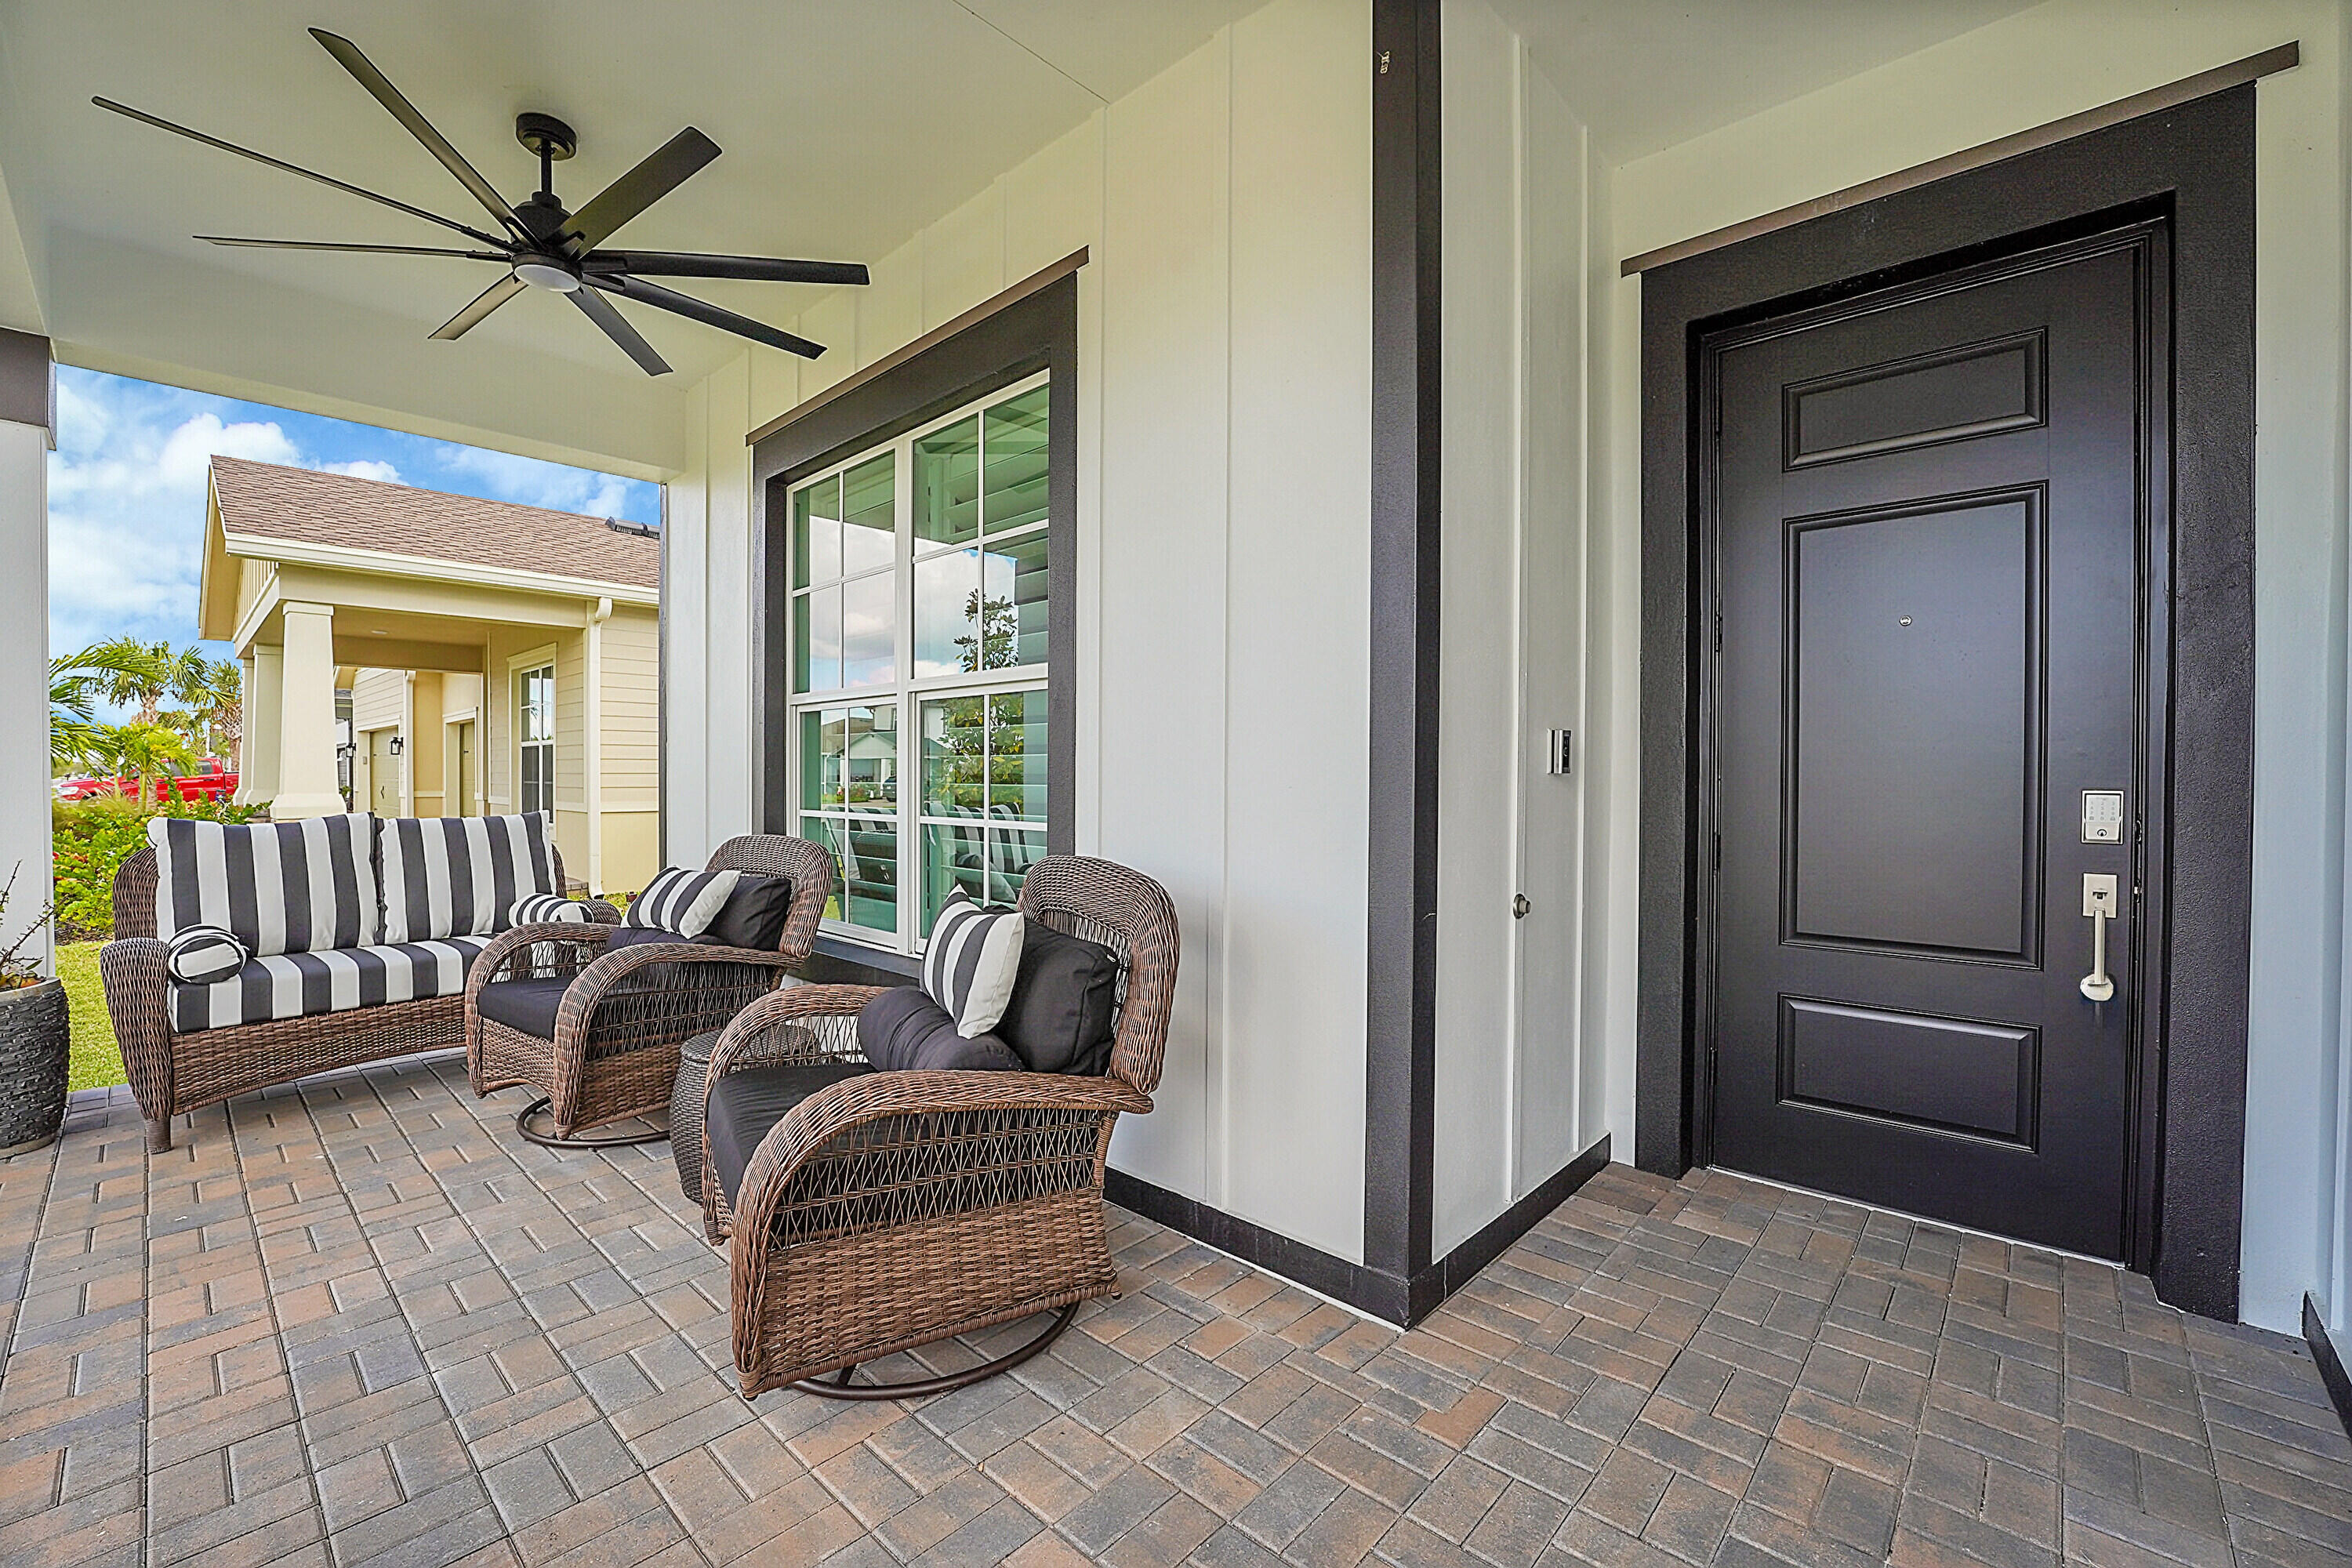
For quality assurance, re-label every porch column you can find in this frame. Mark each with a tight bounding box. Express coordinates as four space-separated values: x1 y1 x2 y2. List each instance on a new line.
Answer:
273 601 343 818
0 330 50 975
238 645 282 806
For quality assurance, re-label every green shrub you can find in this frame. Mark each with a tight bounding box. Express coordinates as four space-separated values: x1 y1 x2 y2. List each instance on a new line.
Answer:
50 794 266 941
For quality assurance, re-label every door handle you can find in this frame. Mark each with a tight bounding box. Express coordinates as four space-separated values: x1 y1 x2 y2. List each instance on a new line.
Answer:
2080 873 2118 1002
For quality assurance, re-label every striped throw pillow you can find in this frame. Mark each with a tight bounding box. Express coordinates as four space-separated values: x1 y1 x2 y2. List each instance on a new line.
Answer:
622 867 740 938
164 924 250 985
379 814 560 943
149 813 379 957
921 891 1025 1039
508 893 595 927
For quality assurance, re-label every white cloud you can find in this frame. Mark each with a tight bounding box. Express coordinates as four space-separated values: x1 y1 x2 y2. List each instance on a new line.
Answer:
158 413 301 488
325 459 401 484
432 441 633 517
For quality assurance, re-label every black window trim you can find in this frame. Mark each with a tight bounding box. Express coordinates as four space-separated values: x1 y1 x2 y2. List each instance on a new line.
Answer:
753 267 1080 964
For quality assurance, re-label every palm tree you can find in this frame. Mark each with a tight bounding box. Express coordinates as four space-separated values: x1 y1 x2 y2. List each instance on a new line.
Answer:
194 656 242 756
49 644 132 776
74 637 178 727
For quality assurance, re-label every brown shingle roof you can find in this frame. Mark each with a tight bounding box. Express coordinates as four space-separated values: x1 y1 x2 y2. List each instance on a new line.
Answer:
209 455 659 592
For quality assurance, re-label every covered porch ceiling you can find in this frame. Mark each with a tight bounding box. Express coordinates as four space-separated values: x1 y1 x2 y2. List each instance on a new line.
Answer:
0 1 2045 481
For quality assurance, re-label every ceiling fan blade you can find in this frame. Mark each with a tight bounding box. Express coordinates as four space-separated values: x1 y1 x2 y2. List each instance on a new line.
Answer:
587 252 869 286
199 235 507 260
590 273 825 358
430 273 526 339
571 288 672 376
93 96 507 248
561 128 720 249
310 30 524 238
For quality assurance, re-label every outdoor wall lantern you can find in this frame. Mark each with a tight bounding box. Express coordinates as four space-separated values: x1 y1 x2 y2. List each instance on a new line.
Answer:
388 735 405 756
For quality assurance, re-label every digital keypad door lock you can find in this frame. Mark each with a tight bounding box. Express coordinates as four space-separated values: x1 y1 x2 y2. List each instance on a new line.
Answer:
2081 790 2125 844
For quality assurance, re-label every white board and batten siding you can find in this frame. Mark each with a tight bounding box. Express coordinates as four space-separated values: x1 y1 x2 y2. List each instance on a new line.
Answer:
1432 0 1605 1261
666 0 1374 1265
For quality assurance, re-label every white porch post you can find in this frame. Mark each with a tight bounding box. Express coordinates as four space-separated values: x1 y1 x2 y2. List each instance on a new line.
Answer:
273 601 343 818
238 645 282 805
0 330 51 974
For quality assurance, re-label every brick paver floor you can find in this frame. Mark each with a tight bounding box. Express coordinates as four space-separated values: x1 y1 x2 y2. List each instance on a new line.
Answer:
3 1058 2347 1567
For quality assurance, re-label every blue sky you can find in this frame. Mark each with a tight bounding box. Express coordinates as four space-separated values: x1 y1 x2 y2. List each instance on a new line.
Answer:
47 366 661 674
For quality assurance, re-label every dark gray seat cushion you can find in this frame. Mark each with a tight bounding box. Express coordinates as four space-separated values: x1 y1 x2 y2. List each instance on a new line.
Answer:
707 1060 876 1204
473 975 572 1039
856 988 1023 1072
998 925 1121 1073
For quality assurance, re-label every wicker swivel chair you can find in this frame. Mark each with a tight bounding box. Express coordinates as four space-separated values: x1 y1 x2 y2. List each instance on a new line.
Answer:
698 854 1178 1401
465 835 833 1147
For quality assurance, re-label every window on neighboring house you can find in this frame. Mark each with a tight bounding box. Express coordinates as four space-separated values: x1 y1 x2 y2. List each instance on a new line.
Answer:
517 663 554 816
789 374 1050 952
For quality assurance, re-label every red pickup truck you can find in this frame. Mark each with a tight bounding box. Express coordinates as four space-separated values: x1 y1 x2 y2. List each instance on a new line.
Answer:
56 757 240 804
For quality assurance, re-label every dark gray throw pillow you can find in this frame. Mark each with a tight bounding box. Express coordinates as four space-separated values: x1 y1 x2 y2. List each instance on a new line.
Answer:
996 924 1120 1073
706 873 793 950
857 987 1023 1073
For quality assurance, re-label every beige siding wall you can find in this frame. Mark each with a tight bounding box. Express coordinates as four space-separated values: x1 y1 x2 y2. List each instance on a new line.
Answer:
350 667 404 732
350 667 405 814
483 626 591 889
600 604 661 892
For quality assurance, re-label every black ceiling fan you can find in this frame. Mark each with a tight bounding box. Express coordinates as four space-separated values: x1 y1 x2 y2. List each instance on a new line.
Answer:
94 28 868 376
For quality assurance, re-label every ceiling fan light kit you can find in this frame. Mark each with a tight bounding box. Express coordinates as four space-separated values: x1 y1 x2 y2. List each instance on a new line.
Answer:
96 31 870 375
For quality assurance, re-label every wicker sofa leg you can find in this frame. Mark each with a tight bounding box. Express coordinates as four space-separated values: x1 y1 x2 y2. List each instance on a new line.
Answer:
146 1116 172 1153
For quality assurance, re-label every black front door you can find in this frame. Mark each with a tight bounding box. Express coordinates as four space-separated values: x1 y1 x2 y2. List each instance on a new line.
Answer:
1708 226 2158 1259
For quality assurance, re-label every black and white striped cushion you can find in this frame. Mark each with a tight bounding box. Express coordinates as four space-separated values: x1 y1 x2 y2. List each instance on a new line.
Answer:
920 891 1025 1038
622 867 740 938
164 924 249 985
166 935 495 1033
379 814 560 942
509 893 595 927
149 813 378 956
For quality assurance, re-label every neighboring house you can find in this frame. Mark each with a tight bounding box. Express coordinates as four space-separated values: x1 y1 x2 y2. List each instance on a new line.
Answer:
196 456 659 896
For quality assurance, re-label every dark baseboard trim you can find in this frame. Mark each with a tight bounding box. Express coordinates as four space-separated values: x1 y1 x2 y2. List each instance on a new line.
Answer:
1430 1134 1612 1304
2304 1294 2352 1447
1104 1169 1381 1312
1106 1134 1610 1328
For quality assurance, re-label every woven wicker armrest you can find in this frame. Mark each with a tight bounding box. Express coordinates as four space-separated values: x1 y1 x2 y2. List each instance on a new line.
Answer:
463 923 615 1007
579 898 623 926
99 938 172 1141
554 940 796 1040
695 985 884 1240
704 985 887 1078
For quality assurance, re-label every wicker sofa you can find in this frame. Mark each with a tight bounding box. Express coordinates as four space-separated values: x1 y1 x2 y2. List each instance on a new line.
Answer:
698 854 1178 1400
101 819 614 1152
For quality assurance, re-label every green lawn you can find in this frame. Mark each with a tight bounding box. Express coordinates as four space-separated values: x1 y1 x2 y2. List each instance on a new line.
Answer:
56 942 125 1091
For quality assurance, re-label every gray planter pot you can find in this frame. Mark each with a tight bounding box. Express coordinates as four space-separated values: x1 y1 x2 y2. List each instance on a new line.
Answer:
0 977 70 1159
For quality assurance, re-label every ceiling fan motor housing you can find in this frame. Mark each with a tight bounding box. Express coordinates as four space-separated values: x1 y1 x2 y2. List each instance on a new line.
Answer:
514 112 576 161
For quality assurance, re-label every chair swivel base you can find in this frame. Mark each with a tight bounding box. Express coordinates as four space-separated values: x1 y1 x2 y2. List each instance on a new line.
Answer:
789 1302 1081 1401
514 1096 670 1149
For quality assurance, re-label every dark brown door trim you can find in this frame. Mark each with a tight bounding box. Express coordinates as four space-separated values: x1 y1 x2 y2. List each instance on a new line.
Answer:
1638 88 2255 1319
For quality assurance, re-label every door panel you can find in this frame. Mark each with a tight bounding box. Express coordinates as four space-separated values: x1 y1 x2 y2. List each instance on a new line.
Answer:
1786 492 2041 960
1708 229 2153 1258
